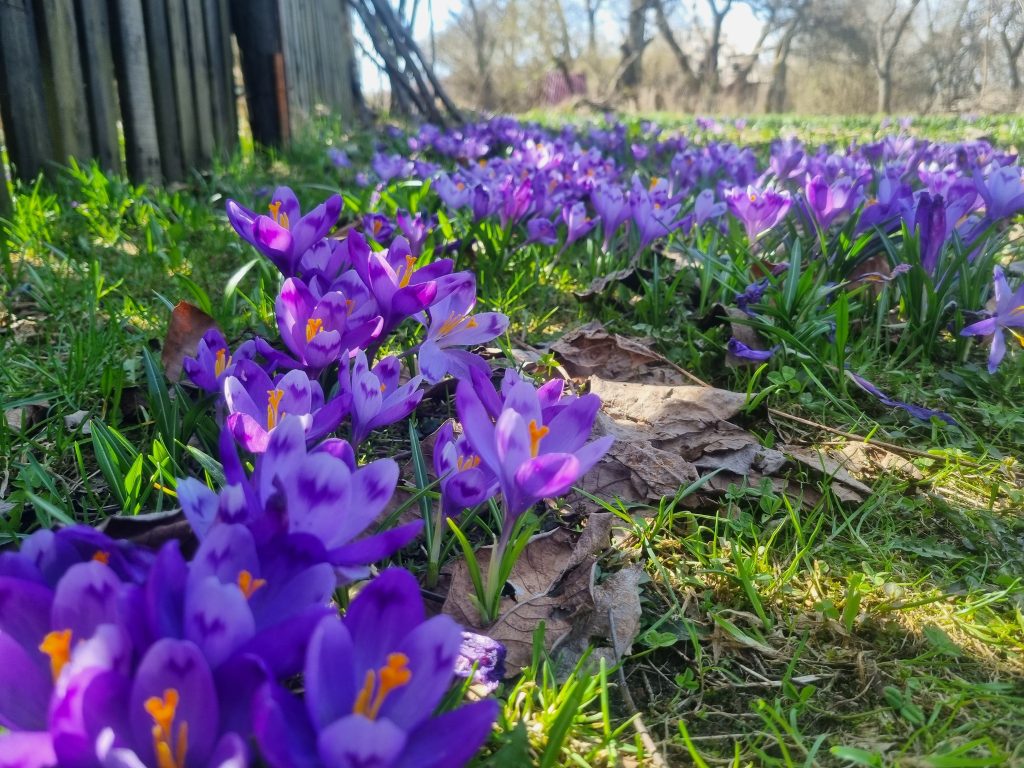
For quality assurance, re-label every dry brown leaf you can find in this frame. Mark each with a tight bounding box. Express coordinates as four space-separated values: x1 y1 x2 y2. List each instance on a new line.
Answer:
4 401 49 432
442 513 619 675
573 268 643 302
550 321 690 385
161 301 217 382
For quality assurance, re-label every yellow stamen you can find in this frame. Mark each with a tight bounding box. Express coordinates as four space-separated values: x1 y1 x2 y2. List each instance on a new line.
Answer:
305 317 324 343
379 382 387 392
353 653 412 720
649 177 660 191
145 689 188 768
344 298 355 315
456 182 465 191
373 219 382 234
748 193 757 202
214 348 230 378
438 311 479 337
398 255 418 288
458 454 481 471
268 201 289 229
1009 328 1024 348
39 629 72 681
528 419 549 458
266 388 285 430
1010 305 1024 317
92 550 111 565
237 569 267 600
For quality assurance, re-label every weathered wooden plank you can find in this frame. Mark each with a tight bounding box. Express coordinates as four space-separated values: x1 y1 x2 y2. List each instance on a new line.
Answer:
35 0 93 162
215 0 238 152
0 166 12 217
230 0 284 146
185 0 215 166
165 0 198 172
141 0 185 180
0 0 55 179
111 0 163 182
75 0 121 172
202 0 230 155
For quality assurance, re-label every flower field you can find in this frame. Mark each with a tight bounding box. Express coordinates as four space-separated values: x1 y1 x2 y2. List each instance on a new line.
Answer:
1 113 1023 767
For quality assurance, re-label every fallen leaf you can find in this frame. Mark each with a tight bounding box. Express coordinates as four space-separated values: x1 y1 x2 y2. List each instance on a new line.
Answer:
573 268 643 302
4 401 49 432
161 301 216 382
64 409 91 434
442 513 620 675
98 508 195 553
550 321 692 385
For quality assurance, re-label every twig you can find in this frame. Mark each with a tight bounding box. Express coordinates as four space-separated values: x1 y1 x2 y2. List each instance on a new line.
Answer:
608 608 670 768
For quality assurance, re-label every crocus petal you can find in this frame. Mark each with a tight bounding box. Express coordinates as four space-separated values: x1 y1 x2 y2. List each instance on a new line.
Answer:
0 632 51 731
514 453 582 501
397 700 500 768
185 577 255 668
0 732 57 768
988 329 1007 374
51 561 122 640
494 409 530 472
129 639 219 766
317 714 407 768
227 413 271 453
253 683 320 768
343 569 425 672
304 617 357 730
328 521 423 575
381 615 463 729
0 577 53 650
541 394 601 454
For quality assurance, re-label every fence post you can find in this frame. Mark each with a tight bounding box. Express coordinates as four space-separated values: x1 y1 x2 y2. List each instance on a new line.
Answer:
111 0 163 182
141 0 186 181
203 0 235 157
36 0 93 164
231 0 285 147
185 0 215 166
165 0 199 172
75 0 121 173
0 0 55 180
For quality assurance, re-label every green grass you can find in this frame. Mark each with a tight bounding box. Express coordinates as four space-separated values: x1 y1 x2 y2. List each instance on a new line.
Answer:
2 115 1023 766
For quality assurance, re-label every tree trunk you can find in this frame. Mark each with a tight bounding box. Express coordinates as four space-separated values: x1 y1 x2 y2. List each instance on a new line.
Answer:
585 0 599 55
702 0 732 97
620 0 647 91
764 18 799 113
1002 30 1023 93
465 0 495 110
877 68 892 113
652 0 699 94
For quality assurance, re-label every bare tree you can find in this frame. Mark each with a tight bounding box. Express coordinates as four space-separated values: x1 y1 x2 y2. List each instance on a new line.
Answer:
871 0 923 112
998 1 1024 94
619 0 650 96
761 0 812 112
650 0 700 95
584 0 605 55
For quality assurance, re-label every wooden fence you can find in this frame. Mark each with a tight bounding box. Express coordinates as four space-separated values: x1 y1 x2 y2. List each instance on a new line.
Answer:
0 0 357 187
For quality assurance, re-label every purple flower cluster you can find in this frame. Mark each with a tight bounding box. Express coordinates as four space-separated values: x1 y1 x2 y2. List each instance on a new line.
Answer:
0 184 618 767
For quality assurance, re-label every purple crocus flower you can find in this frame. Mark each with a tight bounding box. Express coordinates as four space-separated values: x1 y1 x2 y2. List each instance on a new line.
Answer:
804 174 863 230
434 175 472 209
372 153 412 183
182 329 252 394
454 632 506 693
526 217 558 246
341 351 424 446
348 233 454 336
561 201 596 246
591 184 631 250
253 569 498 768
363 213 395 244
693 189 727 227
769 137 806 181
975 165 1024 221
419 280 509 383
226 187 342 277
179 421 421 580
272 277 383 372
908 191 947 274
456 374 613 522
432 420 499 519
396 210 434 256
961 266 1024 373
727 338 774 361
847 371 956 425
725 186 793 242
224 360 349 453
91 638 250 767
327 148 351 169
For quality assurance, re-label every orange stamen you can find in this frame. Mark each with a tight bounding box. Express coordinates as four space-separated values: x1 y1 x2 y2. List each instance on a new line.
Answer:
266 388 285 430
145 689 188 768
457 454 481 471
268 201 289 229
92 550 111 565
353 653 412 720
39 629 72 681
237 569 267 600
528 420 549 458
214 348 230 378
398 255 418 288
438 311 479 337
305 317 324 343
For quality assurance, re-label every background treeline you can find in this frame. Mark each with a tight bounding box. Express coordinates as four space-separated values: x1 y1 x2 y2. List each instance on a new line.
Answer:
414 0 1023 114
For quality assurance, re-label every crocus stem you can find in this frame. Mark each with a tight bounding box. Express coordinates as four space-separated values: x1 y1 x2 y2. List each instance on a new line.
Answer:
483 528 510 624
425 503 445 589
